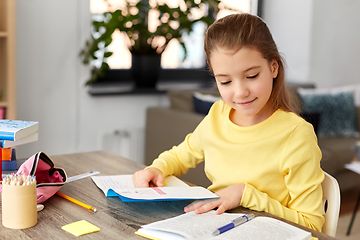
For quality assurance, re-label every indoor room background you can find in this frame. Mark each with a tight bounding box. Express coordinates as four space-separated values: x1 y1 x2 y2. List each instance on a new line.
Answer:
14 0 360 164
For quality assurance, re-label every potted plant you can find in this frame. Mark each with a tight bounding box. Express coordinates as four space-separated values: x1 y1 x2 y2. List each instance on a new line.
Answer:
80 0 224 88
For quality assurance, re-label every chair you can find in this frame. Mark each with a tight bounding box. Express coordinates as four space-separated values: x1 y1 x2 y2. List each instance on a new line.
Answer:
321 171 341 237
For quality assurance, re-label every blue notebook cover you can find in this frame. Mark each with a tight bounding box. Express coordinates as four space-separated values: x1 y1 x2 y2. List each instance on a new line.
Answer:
0 120 39 141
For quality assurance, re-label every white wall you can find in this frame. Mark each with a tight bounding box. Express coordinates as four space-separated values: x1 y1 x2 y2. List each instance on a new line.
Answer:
16 0 79 158
15 0 169 163
262 0 314 83
309 0 360 88
262 0 360 88
15 0 360 162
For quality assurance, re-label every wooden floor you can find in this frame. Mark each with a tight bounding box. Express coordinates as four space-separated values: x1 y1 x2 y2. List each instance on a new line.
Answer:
335 186 360 239
339 186 360 216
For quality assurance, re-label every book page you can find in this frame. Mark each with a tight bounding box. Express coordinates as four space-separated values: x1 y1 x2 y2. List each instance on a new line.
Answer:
91 175 218 201
139 211 244 240
115 186 218 201
232 217 312 240
138 211 312 240
91 175 189 196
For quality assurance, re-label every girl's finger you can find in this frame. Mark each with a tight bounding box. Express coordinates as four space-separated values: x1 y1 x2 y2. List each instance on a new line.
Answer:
215 204 227 215
194 199 222 214
184 199 214 212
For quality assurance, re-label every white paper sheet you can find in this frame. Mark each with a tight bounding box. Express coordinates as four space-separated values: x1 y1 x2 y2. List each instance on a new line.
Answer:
345 161 360 175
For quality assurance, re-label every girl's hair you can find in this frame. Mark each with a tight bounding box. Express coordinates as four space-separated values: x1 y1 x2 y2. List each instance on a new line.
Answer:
204 13 296 113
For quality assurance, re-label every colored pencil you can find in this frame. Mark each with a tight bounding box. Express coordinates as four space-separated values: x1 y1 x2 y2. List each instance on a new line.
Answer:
56 192 97 213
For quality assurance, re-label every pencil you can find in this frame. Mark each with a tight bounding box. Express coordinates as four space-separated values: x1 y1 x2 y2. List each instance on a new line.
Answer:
56 192 97 213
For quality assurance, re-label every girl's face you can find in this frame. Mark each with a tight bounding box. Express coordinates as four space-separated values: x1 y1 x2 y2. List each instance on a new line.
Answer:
211 47 279 127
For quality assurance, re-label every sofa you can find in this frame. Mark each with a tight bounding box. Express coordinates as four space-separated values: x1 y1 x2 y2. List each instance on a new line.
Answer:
144 83 360 191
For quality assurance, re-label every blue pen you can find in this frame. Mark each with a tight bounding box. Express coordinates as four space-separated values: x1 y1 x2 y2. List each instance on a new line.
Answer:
211 213 255 236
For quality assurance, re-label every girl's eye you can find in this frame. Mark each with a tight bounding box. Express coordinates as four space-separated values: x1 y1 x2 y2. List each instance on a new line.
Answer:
220 81 231 85
247 73 259 79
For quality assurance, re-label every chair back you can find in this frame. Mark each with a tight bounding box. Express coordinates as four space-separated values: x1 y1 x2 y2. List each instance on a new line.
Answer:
322 171 341 237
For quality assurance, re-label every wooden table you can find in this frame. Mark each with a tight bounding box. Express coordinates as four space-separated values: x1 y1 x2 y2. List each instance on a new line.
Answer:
0 151 337 239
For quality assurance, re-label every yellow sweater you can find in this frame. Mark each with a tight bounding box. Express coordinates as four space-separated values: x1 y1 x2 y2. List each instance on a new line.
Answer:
149 100 325 231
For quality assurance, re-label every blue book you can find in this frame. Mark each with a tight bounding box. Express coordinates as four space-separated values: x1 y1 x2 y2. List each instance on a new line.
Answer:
0 120 39 141
0 132 38 148
2 160 17 171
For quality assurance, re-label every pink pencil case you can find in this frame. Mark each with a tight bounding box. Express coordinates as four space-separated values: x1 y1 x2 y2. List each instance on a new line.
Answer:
0 152 67 203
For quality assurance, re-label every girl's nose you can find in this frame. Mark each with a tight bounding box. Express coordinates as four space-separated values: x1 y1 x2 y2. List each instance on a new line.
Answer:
234 81 250 98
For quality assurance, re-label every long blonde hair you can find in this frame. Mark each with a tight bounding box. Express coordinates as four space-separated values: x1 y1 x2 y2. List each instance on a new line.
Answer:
204 13 294 112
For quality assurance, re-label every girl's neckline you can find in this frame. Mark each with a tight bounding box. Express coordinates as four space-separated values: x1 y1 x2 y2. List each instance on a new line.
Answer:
226 107 281 130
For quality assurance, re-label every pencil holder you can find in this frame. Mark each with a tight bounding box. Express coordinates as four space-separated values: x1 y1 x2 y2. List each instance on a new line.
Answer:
2 182 37 229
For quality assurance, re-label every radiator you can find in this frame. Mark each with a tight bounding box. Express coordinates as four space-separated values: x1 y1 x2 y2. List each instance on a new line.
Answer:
100 128 145 164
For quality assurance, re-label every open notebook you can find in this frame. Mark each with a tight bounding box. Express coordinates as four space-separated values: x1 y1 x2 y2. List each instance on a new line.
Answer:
91 175 218 202
136 210 312 240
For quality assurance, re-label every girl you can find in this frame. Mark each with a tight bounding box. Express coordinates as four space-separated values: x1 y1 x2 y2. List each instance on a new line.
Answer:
133 13 324 232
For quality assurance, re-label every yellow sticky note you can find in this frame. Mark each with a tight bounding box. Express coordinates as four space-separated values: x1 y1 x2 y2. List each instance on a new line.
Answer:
61 220 100 237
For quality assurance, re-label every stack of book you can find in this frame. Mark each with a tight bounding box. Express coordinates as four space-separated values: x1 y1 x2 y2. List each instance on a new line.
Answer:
0 120 39 175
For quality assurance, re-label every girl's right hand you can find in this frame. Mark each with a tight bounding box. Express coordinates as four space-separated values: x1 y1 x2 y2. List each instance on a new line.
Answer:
132 168 165 188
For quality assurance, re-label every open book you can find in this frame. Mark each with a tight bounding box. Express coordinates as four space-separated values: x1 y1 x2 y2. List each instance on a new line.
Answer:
91 175 219 202
136 211 312 240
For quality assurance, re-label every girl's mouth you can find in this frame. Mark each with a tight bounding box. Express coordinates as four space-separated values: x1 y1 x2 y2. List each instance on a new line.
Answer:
238 98 257 106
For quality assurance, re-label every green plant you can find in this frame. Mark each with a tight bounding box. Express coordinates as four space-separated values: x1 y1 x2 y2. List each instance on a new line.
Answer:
80 0 223 85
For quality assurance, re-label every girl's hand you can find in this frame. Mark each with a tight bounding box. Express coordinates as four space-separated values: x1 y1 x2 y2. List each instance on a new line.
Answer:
132 168 165 188
184 184 245 214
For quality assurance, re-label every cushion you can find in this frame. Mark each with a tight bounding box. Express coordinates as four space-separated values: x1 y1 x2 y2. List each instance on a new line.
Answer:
298 87 359 137
168 89 220 113
287 82 316 114
168 91 195 112
193 92 221 115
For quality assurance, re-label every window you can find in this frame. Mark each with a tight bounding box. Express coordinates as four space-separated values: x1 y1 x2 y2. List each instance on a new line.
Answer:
88 0 261 94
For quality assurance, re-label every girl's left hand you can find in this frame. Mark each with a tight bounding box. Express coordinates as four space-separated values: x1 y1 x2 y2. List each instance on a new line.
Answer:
184 184 245 214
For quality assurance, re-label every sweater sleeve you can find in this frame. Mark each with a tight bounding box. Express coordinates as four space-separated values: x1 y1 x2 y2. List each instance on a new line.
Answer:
240 122 325 232
147 117 206 177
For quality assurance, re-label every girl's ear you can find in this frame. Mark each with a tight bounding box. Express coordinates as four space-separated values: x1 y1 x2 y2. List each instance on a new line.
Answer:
270 60 279 79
